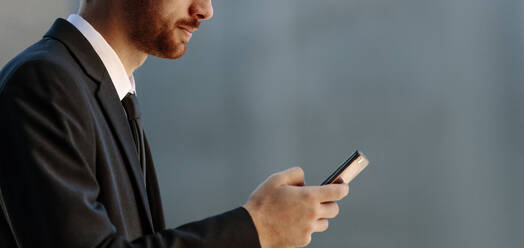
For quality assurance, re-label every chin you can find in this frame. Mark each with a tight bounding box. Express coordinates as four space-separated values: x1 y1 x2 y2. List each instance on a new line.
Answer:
150 42 187 59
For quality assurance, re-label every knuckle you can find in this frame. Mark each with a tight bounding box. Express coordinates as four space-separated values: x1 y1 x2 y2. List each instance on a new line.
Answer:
333 203 340 216
301 190 313 202
304 224 314 235
334 185 348 199
322 219 330 231
276 185 289 197
299 235 312 247
342 185 350 196
313 204 322 218
305 235 313 245
305 205 317 220
293 166 305 176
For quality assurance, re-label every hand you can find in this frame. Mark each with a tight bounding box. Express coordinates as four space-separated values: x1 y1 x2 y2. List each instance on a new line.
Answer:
243 167 349 248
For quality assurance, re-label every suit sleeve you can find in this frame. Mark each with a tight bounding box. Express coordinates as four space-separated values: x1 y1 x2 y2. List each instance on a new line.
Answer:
0 60 261 248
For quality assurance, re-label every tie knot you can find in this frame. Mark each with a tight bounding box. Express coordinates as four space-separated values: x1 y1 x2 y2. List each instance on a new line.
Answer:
121 93 141 120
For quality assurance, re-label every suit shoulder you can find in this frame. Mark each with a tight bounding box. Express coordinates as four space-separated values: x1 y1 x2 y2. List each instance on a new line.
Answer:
0 37 78 84
0 37 86 98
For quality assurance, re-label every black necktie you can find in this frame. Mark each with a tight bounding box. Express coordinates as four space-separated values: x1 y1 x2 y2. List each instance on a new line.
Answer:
121 93 147 184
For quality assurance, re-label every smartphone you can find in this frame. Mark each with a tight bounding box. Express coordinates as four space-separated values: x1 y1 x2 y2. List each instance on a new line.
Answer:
321 150 369 185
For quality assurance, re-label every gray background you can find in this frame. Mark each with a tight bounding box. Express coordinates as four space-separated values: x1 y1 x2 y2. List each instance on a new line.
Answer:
2 0 524 247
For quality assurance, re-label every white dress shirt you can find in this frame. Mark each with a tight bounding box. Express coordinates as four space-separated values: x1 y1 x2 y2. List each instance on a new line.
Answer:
67 14 136 100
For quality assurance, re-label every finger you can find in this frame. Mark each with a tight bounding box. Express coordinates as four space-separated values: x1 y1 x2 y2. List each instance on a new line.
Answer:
274 166 305 186
318 202 340 219
305 184 349 202
312 218 329 233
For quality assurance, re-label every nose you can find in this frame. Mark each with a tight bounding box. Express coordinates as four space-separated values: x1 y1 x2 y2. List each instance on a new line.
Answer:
189 0 214 20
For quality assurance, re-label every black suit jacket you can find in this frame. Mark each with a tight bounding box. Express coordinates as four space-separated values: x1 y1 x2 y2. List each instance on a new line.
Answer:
0 18 260 248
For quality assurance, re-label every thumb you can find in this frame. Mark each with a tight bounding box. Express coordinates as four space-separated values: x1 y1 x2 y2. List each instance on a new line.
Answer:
276 166 305 186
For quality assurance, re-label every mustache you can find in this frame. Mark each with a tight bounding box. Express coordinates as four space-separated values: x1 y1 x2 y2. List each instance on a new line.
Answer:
175 18 200 29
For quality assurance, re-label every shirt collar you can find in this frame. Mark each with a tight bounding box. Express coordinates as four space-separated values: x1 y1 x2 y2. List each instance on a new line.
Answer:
67 14 136 100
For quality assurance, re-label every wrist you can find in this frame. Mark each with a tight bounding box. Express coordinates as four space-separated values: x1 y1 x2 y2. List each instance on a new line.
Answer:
243 203 273 248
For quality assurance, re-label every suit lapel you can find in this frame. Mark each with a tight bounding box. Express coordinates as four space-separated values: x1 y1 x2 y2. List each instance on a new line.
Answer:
44 18 155 233
144 134 166 231
95 81 155 232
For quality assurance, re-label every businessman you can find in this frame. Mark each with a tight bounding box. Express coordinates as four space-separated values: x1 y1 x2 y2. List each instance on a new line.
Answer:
0 0 349 247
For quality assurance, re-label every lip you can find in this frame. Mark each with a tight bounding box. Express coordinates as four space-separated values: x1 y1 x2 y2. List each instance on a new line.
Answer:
179 26 194 39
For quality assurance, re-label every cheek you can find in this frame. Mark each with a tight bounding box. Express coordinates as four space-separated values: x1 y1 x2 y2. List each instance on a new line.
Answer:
161 0 189 20
157 12 182 34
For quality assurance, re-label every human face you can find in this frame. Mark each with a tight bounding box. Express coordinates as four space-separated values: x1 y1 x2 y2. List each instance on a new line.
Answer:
123 0 214 59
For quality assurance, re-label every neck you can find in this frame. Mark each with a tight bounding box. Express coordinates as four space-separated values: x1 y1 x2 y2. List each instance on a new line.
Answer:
78 6 147 77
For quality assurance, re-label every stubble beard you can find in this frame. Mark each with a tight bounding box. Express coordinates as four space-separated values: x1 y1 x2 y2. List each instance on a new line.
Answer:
123 1 189 59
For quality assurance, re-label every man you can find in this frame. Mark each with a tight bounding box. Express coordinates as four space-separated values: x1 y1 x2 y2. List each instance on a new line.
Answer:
0 0 349 247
